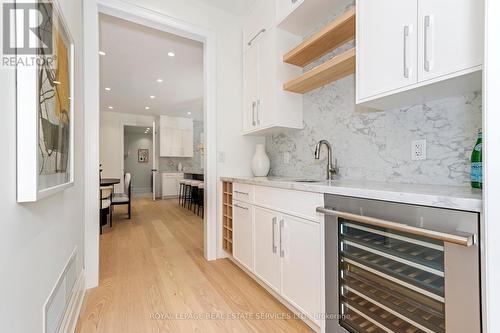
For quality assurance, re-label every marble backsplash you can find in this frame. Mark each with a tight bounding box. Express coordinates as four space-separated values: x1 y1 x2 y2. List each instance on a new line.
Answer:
159 120 204 174
265 3 482 186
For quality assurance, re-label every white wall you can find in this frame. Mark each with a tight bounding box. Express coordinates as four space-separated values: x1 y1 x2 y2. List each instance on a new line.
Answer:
0 0 85 331
483 0 500 331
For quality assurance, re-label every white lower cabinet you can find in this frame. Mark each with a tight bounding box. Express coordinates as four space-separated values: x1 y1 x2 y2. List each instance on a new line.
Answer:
253 206 281 292
231 183 324 330
280 213 321 325
233 200 254 271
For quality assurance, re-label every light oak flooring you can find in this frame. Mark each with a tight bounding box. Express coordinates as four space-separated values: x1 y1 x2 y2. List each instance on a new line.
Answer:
75 197 313 333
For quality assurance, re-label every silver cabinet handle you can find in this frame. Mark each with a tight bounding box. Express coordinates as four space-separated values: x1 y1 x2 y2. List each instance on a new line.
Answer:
234 204 249 210
256 99 260 125
279 219 285 257
247 28 266 46
272 217 277 253
234 190 249 196
403 25 411 78
424 15 434 72
251 101 256 126
316 207 476 247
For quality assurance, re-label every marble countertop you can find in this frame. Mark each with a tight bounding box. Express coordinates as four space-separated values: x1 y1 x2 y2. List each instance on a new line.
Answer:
220 176 482 212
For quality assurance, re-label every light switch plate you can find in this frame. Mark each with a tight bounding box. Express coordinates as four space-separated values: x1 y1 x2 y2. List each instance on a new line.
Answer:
411 139 427 160
217 151 225 163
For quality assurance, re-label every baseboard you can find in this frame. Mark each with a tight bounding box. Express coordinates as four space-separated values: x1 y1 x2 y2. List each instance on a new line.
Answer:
58 270 85 333
228 257 321 333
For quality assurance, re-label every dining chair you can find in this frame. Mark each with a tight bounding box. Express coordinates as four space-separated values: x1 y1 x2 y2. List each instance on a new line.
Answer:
100 186 113 234
112 173 132 219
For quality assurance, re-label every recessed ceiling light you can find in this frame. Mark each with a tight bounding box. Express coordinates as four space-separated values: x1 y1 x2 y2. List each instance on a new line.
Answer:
105 87 111 91
53 80 61 85
99 51 106 56
157 78 163 83
145 106 150 110
108 106 114 109
150 95 155 99
187 112 192 115
168 52 175 57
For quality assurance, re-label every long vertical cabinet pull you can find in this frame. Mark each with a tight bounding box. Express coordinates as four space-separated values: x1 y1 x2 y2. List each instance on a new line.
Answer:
252 101 256 126
403 25 411 78
256 100 261 125
272 217 277 253
279 219 285 257
424 15 434 72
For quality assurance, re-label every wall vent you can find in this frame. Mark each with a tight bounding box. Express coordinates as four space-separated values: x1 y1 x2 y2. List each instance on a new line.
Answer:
44 247 78 333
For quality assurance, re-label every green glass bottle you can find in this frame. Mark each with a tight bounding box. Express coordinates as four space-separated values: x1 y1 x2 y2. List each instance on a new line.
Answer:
471 129 483 189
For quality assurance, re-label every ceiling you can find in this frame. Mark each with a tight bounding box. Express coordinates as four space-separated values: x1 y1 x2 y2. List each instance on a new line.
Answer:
99 14 204 120
194 0 257 16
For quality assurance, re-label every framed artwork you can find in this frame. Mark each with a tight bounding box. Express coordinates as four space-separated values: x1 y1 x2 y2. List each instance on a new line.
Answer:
138 149 149 163
16 0 75 202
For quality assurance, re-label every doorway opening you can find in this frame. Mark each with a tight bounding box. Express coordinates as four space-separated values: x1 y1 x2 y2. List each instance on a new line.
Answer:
84 0 217 289
123 126 154 197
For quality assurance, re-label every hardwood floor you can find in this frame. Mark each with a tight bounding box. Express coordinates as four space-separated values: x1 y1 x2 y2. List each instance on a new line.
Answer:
75 197 313 333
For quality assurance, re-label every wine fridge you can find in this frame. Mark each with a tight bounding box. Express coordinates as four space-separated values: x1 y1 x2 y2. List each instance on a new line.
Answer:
320 195 481 333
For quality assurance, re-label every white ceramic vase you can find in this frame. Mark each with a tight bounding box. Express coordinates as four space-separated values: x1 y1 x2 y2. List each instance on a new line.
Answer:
251 144 270 177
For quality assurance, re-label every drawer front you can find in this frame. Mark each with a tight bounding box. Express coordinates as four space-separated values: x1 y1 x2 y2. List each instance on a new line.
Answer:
233 183 254 203
254 186 323 222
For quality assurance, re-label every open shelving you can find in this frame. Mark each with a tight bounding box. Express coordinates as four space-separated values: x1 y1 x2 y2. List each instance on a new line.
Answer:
222 181 233 254
283 7 356 94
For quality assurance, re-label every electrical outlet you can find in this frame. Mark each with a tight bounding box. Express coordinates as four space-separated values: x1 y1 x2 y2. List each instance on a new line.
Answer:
411 139 427 160
283 151 290 165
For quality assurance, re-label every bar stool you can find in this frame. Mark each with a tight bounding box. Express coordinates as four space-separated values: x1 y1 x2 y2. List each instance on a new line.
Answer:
196 182 204 218
178 179 188 205
188 180 202 211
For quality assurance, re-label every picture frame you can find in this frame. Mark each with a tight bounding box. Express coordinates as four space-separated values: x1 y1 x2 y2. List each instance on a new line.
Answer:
138 149 149 163
16 0 75 202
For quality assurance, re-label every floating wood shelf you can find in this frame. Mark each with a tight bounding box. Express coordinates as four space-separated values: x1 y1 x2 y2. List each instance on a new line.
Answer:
283 48 356 94
284 8 355 67
222 181 233 255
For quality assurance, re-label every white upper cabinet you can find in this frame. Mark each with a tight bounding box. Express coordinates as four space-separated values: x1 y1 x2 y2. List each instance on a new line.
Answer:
356 0 484 109
417 0 484 82
357 0 418 99
242 0 303 135
159 116 193 157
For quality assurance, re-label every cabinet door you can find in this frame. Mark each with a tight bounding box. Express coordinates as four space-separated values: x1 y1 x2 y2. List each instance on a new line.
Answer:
357 0 418 100
418 0 483 82
162 176 178 197
280 214 321 324
243 44 258 132
233 201 254 271
253 206 281 292
256 29 274 128
181 129 193 157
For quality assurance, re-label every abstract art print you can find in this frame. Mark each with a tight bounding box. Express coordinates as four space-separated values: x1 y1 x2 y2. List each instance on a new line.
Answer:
138 149 149 163
16 0 75 202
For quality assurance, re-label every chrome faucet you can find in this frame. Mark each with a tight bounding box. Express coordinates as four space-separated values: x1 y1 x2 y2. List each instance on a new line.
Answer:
314 140 338 180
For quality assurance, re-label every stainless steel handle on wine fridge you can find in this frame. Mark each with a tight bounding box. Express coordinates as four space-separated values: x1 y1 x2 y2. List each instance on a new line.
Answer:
272 217 277 253
251 101 256 126
424 15 434 72
279 219 285 257
247 28 266 46
403 25 410 78
316 207 476 247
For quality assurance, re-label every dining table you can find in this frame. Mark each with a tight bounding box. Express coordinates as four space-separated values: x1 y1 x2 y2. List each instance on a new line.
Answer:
100 178 121 187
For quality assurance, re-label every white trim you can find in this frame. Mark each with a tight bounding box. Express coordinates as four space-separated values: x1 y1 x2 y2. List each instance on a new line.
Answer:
482 0 500 332
57 270 85 333
83 0 219 288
